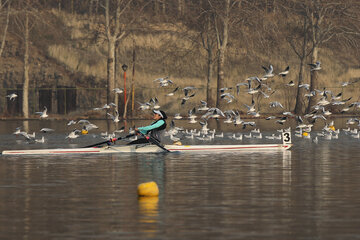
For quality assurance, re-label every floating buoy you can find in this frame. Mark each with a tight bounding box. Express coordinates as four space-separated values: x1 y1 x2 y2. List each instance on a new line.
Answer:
138 181 159 197
302 132 309 137
81 129 88 135
329 125 335 131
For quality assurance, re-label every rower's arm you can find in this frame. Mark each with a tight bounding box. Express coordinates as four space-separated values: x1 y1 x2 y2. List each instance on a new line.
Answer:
138 120 165 134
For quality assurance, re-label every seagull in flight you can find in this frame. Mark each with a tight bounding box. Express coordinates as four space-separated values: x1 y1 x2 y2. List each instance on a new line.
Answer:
107 110 120 123
244 99 256 113
269 101 284 108
165 87 179 96
66 129 81 139
150 97 160 109
40 128 55 133
153 76 173 87
113 88 124 94
181 92 196 105
198 100 209 111
299 83 310 90
35 106 48 118
202 107 225 119
236 82 250 95
67 120 77 126
6 93 18 101
138 101 151 110
278 66 290 77
262 64 274 78
308 61 321 71
286 80 295 87
220 93 235 103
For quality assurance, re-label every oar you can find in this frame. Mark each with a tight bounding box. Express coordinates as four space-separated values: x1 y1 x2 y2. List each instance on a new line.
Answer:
82 134 135 148
137 131 170 153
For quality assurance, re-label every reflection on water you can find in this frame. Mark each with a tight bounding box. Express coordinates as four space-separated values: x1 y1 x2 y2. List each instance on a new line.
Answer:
0 119 359 239
138 196 159 237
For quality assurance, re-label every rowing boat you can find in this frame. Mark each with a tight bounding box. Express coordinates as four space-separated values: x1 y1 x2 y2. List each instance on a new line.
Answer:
1 143 292 155
1 133 292 155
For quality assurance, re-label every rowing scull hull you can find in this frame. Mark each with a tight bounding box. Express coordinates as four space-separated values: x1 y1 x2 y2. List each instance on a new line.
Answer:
1 143 292 155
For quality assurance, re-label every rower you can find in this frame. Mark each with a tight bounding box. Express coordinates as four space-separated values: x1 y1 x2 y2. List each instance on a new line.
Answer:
128 110 167 145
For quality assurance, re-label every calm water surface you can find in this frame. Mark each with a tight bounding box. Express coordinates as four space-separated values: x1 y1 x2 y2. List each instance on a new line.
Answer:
0 120 359 239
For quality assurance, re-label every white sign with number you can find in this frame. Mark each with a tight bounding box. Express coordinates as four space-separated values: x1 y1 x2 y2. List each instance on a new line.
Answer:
282 132 292 144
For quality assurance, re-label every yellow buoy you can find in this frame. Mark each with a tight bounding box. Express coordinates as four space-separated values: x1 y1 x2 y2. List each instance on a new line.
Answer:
302 132 308 137
81 129 88 135
329 125 335 131
138 181 159 197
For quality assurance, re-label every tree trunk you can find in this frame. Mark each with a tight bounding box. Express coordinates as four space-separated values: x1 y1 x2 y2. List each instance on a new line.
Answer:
306 47 318 113
215 0 230 108
107 37 116 104
204 15 214 107
216 49 226 108
294 58 305 114
294 14 309 114
0 1 10 57
22 12 30 118
306 3 320 113
178 0 184 17
206 47 214 106
131 46 136 117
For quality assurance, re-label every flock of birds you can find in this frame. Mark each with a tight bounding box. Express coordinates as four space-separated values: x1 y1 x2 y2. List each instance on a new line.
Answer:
7 61 360 146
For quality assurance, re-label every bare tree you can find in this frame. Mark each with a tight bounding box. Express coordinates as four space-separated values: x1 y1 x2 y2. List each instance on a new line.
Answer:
185 1 217 106
201 14 217 106
306 0 360 112
104 0 126 107
12 0 39 118
207 0 240 108
98 0 149 119
0 0 10 57
285 2 313 114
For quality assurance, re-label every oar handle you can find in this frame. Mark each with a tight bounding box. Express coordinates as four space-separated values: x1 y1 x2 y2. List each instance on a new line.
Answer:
137 131 170 153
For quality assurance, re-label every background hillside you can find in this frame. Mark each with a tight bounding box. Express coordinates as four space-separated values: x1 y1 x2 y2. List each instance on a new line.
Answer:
1 0 360 119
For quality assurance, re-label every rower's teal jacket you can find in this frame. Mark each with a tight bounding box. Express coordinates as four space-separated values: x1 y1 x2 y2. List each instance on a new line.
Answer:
138 120 166 135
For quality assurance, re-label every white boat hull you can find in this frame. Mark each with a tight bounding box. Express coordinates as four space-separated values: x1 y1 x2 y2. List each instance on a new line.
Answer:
1 143 292 155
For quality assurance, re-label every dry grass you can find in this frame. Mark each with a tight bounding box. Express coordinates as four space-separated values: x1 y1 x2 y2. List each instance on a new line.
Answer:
45 9 360 115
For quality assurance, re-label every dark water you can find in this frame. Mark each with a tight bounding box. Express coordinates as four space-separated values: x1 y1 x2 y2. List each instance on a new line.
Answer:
0 119 359 240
